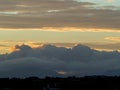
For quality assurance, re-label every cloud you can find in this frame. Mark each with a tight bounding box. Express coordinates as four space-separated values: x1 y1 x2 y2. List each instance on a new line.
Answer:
85 42 120 51
0 0 120 32
106 0 115 2
105 37 120 41
0 44 120 78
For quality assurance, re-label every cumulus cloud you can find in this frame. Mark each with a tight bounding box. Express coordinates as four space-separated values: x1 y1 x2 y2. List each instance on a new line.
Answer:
0 44 120 78
0 0 120 32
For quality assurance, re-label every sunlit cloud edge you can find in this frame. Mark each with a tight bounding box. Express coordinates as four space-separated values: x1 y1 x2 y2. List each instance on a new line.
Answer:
0 27 120 32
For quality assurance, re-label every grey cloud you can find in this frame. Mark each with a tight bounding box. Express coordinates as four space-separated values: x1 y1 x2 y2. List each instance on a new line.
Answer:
0 0 120 31
0 44 120 77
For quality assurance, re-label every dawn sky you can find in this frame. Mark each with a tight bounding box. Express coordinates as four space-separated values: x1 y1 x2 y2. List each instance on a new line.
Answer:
0 0 120 53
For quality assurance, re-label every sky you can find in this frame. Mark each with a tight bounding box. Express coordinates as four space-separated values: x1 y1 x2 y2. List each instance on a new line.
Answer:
0 0 120 53
0 0 120 77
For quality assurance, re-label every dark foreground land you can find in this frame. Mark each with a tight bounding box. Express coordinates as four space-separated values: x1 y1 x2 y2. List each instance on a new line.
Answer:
0 76 120 90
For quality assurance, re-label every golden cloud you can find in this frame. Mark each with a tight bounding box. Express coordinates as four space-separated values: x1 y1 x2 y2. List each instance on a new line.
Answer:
105 37 120 41
0 27 120 32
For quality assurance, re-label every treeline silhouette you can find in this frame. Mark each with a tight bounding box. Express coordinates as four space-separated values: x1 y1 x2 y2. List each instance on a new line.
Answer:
0 76 120 90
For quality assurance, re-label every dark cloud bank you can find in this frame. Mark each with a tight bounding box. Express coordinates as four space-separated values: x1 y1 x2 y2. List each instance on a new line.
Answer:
0 44 120 78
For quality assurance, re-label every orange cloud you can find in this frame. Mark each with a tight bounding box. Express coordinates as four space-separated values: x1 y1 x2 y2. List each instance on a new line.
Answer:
0 27 120 32
10 45 21 52
40 27 120 32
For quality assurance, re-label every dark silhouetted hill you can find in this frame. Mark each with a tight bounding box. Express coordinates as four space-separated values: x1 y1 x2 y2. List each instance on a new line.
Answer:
0 76 120 90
